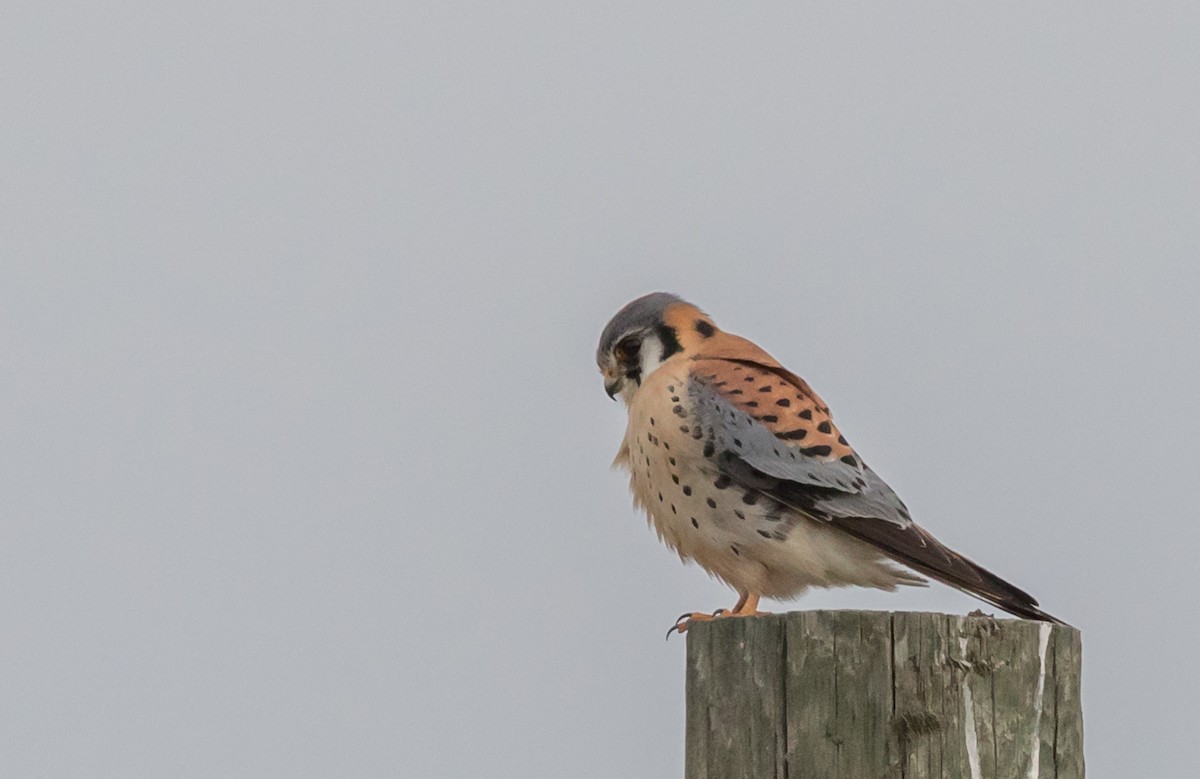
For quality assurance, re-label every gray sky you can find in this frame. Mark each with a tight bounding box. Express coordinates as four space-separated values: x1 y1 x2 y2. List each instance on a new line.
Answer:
3 3 1198 777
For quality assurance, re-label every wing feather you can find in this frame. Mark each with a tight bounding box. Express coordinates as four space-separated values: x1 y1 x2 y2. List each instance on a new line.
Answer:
687 358 1064 624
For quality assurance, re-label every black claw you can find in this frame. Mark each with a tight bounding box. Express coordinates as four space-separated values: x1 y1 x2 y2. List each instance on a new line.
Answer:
667 613 694 641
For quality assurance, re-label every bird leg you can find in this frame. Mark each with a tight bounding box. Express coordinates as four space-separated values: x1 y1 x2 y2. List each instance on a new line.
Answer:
666 593 764 638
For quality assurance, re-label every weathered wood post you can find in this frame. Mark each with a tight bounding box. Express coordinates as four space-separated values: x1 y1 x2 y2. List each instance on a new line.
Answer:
685 611 1082 779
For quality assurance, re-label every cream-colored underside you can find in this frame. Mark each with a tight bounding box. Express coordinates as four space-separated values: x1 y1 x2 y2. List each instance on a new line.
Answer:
616 361 923 600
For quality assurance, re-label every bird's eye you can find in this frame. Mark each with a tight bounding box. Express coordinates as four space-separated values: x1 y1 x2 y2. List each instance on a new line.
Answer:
615 336 642 362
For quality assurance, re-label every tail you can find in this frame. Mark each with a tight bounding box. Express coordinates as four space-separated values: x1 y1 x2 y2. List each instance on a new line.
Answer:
830 517 1068 625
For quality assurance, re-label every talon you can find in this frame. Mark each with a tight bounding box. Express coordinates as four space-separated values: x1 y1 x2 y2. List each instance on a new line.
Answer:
664 597 767 639
666 614 692 640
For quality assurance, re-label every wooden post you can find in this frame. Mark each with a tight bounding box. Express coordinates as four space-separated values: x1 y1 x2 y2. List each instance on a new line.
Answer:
685 610 1083 779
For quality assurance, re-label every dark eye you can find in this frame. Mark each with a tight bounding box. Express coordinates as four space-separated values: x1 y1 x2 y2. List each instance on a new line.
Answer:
615 336 642 362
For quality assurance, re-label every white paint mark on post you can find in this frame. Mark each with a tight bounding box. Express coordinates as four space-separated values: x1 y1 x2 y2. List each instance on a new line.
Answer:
1027 622 1052 779
959 636 982 779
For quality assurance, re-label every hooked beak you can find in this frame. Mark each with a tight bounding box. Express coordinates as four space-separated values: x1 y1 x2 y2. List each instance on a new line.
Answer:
604 379 620 400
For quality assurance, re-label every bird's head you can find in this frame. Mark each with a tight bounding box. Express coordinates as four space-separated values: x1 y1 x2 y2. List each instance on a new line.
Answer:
596 292 718 403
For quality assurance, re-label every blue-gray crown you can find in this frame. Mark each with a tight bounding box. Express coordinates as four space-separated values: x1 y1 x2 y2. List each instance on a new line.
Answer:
596 292 688 365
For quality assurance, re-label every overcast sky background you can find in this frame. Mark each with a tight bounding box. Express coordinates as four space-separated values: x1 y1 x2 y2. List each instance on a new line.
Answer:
3 3 1198 777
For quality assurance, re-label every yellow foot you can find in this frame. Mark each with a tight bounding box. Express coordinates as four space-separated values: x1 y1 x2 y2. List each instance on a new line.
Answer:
665 594 768 639
666 610 727 639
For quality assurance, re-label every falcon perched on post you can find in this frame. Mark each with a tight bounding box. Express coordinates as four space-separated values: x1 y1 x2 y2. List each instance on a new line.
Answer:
596 292 1062 634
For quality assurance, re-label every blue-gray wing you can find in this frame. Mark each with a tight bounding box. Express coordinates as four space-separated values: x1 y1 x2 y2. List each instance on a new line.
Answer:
686 367 913 527
685 360 1064 622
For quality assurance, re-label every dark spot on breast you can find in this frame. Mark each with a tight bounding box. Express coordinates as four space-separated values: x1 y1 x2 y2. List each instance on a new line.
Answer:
671 504 677 514
838 435 848 445
691 517 700 528
742 492 759 505
714 475 731 489
801 445 833 457
663 441 670 450
840 455 858 466
658 492 663 502
695 320 715 337
671 396 680 402
761 415 778 423
728 389 743 396
758 386 772 393
799 409 813 420
732 438 742 448
703 441 715 458
667 385 675 392
778 428 808 440
775 398 791 407
744 400 758 408
731 545 741 555
691 427 704 440
757 530 771 539
649 418 655 426
744 375 755 383
669 457 676 466
679 425 690 434
683 486 692 496
817 421 832 434
706 497 717 508
734 510 746 520
673 405 687 417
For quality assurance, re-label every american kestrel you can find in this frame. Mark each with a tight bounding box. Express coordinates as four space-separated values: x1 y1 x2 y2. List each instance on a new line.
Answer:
597 292 1062 634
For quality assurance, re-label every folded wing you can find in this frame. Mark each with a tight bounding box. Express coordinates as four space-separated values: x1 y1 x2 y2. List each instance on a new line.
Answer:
687 358 1063 624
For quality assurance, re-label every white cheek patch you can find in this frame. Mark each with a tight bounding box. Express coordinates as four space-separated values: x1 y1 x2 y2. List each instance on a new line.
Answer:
635 333 667 382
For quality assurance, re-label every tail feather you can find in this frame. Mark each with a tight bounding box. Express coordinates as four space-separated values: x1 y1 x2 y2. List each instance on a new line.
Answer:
830 517 1067 625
